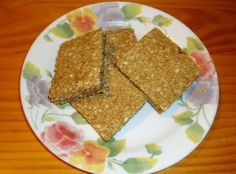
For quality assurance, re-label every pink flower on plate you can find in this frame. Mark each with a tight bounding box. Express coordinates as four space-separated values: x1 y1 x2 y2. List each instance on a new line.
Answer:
41 122 84 154
191 51 215 80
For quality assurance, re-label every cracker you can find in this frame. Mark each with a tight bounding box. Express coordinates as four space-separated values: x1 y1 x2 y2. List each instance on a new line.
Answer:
71 29 145 141
116 28 201 112
105 28 137 64
71 65 146 141
48 29 107 104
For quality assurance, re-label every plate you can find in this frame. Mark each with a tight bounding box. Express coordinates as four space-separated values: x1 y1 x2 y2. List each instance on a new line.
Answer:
20 2 219 174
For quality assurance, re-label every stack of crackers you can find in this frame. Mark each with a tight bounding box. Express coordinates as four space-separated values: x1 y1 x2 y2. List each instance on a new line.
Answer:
48 28 200 141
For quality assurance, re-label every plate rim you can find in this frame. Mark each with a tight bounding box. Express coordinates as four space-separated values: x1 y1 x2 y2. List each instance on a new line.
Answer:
19 1 220 174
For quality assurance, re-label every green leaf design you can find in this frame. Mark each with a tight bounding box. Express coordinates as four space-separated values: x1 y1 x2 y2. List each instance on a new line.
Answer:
25 95 33 109
49 22 74 39
56 103 70 109
177 102 185 107
97 137 106 145
71 112 87 125
108 160 115 171
42 116 56 122
173 111 194 126
43 34 52 42
23 61 41 80
152 15 173 27
185 122 204 143
136 16 149 23
121 4 142 20
97 138 126 157
145 144 162 156
45 69 53 78
186 37 204 54
121 157 157 173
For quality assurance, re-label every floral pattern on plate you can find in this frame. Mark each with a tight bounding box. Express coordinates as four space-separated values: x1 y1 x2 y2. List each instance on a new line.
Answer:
20 2 219 174
172 37 217 143
43 3 173 41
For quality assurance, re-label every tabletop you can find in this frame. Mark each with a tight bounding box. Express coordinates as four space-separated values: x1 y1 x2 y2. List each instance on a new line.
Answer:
0 0 236 174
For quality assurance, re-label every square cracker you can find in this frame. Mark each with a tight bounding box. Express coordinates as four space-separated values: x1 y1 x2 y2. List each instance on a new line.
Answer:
71 29 146 141
71 64 146 141
105 28 137 64
116 28 201 112
48 29 108 104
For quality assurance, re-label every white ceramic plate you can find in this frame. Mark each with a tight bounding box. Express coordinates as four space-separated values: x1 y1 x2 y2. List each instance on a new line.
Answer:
20 2 219 174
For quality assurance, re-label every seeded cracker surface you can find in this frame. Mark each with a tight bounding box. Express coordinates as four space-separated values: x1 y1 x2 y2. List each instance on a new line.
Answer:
106 28 137 64
71 65 145 141
71 29 146 141
48 29 107 104
116 28 201 112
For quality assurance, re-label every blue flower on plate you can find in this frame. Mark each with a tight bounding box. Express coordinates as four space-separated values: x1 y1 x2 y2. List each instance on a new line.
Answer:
184 79 216 106
26 75 51 107
92 2 128 29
